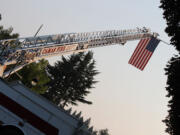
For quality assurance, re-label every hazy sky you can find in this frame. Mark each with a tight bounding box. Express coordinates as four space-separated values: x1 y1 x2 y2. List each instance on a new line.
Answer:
0 0 177 135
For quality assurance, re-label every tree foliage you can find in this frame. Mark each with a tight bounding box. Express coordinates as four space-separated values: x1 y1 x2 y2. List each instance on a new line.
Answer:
98 129 110 135
43 51 99 108
163 56 180 135
0 15 49 94
0 14 19 40
8 59 50 94
160 1 180 135
160 0 180 52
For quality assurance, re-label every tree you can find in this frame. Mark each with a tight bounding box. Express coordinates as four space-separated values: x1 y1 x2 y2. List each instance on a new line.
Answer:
0 15 49 94
159 0 180 52
69 109 110 135
8 59 50 94
160 1 180 135
0 14 19 40
0 14 19 78
162 56 180 135
43 51 99 108
98 129 110 135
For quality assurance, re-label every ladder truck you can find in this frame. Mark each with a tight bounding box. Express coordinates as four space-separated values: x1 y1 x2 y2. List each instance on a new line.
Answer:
0 27 158 135
0 27 158 77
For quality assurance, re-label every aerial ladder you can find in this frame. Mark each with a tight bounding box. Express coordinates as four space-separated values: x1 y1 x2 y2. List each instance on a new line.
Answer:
0 27 159 77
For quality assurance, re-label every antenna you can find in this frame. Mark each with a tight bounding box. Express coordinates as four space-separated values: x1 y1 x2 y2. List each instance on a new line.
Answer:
34 24 43 37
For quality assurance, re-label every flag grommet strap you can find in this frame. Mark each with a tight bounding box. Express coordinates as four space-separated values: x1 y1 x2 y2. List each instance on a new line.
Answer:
128 37 160 71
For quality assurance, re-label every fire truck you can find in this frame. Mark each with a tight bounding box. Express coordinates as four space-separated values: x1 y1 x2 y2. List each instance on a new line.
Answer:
0 78 94 135
0 28 158 135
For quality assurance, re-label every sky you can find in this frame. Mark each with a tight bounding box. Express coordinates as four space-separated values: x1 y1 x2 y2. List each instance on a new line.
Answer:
0 0 178 135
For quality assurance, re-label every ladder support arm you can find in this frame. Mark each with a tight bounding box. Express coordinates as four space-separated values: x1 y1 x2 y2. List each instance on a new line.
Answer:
0 27 159 77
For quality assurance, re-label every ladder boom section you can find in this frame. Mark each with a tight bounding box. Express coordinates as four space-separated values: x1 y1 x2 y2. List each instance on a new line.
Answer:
0 27 158 67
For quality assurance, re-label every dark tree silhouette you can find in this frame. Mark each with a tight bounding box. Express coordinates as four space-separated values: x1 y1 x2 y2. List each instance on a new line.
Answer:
160 0 180 52
0 16 19 40
163 56 180 135
98 129 110 135
43 51 99 108
160 1 180 135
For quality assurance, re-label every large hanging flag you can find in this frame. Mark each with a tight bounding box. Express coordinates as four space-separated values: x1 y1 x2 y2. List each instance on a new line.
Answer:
128 37 160 71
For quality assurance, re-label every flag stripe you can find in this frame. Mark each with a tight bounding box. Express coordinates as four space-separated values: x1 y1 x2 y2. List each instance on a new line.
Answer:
136 50 148 69
134 46 149 68
130 38 150 66
129 38 149 65
138 51 151 70
141 52 153 70
129 39 145 64
139 38 160 70
136 49 150 69
128 37 160 71
128 39 145 64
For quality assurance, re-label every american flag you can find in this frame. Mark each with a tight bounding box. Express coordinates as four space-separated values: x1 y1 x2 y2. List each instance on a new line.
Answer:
128 37 160 71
